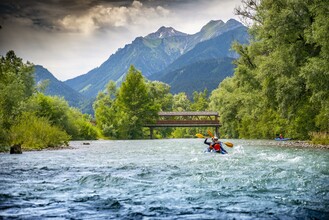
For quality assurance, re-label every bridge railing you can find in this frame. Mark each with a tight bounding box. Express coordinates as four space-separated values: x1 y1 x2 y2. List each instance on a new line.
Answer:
144 111 220 138
152 120 219 126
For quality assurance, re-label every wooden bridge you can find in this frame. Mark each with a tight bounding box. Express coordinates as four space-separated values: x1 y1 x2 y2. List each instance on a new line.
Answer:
145 111 220 139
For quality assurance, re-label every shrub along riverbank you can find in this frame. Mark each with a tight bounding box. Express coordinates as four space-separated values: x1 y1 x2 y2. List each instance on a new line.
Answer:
310 132 329 146
0 51 100 153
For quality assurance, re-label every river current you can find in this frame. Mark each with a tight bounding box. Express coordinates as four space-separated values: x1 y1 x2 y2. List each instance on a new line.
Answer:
0 139 328 219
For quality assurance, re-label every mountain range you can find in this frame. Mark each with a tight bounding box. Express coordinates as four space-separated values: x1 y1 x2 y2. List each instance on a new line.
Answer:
64 19 249 98
34 19 249 113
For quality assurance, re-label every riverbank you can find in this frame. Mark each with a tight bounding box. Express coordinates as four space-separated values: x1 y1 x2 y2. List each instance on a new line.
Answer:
0 145 75 153
269 140 329 150
1 139 329 153
67 139 329 150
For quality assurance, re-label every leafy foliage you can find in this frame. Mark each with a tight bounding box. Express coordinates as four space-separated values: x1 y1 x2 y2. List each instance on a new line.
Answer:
146 81 173 111
34 65 91 113
93 66 216 139
310 132 329 145
191 89 209 111
0 51 35 145
172 93 191 112
0 51 99 151
26 93 99 140
10 112 70 150
94 66 162 139
0 51 34 129
93 81 118 137
209 0 329 139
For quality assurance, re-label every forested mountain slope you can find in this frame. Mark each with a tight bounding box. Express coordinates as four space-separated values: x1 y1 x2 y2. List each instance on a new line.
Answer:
34 65 93 114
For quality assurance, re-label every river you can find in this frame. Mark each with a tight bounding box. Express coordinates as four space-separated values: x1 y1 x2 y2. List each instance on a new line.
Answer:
0 139 328 219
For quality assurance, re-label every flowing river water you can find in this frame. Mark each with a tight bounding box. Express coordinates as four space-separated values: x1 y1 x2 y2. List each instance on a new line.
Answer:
0 139 328 219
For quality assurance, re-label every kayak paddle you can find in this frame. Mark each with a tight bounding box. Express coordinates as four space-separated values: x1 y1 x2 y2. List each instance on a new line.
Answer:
195 133 234 148
195 133 205 138
207 130 214 138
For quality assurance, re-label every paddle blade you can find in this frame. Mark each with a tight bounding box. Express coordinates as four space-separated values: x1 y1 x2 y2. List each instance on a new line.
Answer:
195 133 205 138
207 130 214 138
224 142 234 147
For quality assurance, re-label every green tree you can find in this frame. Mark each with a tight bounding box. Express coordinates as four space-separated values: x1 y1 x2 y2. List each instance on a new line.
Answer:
145 81 174 138
10 112 70 150
167 93 191 138
115 65 159 139
172 92 191 111
93 81 118 137
0 51 98 151
30 94 69 128
210 0 329 139
66 107 99 140
146 80 173 111
191 89 209 111
26 93 98 140
93 76 175 139
0 51 34 145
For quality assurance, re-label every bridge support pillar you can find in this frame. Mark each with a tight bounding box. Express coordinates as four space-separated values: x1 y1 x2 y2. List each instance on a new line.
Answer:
150 127 153 139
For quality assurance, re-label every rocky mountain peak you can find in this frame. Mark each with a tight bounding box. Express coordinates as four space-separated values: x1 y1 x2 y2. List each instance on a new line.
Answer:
197 19 243 41
200 20 225 32
145 26 187 39
225 19 243 29
65 19 248 99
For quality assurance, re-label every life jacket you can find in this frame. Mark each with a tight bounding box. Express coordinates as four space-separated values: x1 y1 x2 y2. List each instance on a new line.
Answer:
210 142 221 151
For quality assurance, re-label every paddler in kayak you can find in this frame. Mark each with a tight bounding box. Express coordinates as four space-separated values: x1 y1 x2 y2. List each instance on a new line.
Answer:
204 136 228 154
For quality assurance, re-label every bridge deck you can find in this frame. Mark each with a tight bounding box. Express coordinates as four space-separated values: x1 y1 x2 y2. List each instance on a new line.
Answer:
145 112 220 138
146 120 220 127
158 111 218 116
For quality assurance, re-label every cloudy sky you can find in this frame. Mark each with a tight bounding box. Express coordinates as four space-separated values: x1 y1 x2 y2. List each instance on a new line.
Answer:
0 0 242 81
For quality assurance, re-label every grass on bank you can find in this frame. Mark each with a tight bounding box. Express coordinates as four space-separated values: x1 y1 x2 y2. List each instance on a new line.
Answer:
310 132 329 145
9 113 70 151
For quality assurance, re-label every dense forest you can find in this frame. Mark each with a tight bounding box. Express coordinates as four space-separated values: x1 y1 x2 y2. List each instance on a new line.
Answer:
1 0 328 151
209 0 328 141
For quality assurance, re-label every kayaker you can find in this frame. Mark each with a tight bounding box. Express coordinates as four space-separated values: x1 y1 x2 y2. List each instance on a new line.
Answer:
279 134 284 139
204 136 228 154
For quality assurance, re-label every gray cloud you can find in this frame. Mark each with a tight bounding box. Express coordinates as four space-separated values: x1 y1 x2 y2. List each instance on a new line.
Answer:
0 0 242 80
56 1 170 33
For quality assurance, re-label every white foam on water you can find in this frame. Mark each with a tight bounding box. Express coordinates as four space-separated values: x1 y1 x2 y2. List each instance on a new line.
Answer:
232 145 245 154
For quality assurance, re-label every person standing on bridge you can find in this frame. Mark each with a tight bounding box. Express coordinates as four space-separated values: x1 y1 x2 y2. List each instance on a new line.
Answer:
204 136 228 154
